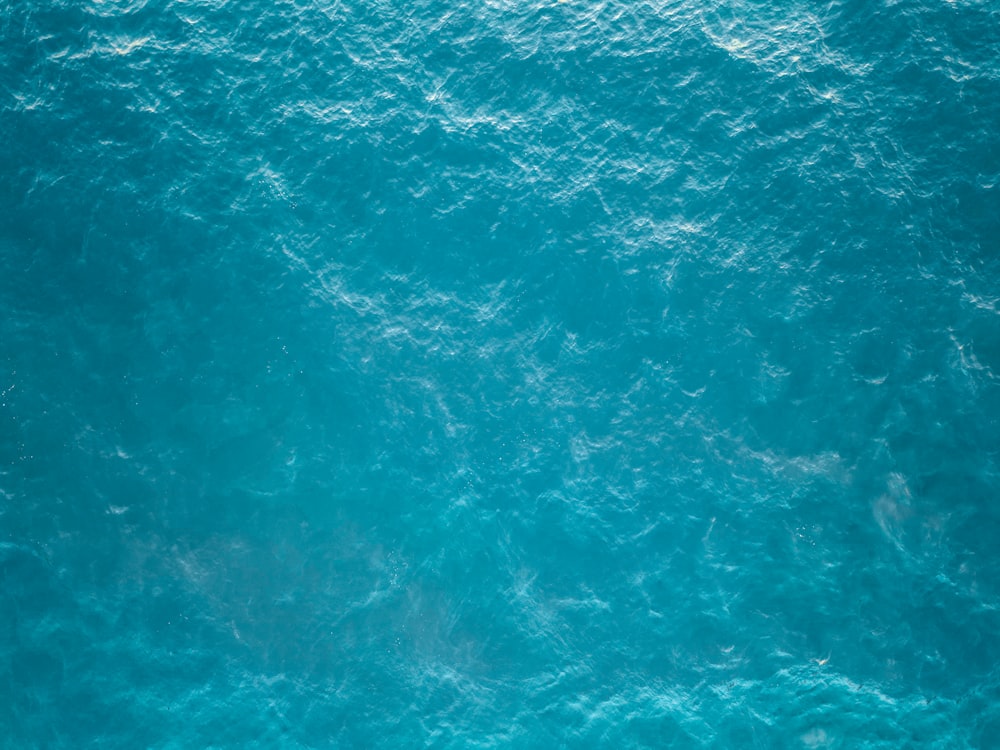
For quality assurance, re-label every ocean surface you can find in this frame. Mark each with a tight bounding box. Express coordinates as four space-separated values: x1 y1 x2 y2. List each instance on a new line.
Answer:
2 0 999 746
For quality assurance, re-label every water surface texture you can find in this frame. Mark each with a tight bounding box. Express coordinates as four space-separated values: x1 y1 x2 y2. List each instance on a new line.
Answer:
3 0 1000 747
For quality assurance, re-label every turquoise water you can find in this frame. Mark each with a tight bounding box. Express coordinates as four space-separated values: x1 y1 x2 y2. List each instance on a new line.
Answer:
3 0 999 746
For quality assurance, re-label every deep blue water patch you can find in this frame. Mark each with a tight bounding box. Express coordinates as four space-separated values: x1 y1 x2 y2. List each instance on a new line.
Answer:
2 0 999 746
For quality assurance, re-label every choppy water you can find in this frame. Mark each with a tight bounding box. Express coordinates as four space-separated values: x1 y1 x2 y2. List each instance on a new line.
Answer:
3 0 1000 747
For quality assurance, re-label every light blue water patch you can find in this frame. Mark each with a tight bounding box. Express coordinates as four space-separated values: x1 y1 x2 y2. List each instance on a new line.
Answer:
2 0 999 746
